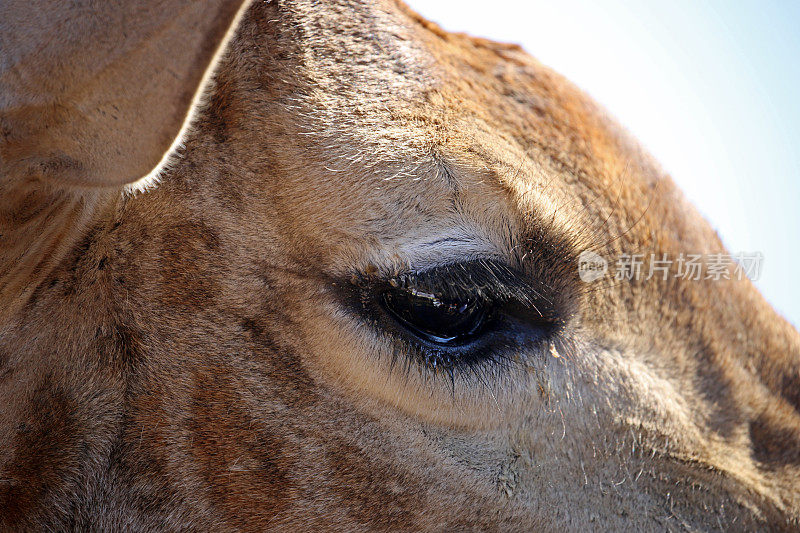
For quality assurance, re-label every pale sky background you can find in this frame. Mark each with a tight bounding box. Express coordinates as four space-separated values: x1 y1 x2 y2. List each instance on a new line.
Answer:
406 0 800 327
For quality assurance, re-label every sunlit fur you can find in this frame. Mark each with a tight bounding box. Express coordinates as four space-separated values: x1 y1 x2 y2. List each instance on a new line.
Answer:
1 1 799 531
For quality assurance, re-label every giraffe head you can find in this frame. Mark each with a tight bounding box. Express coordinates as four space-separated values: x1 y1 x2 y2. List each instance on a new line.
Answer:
1 1 799 530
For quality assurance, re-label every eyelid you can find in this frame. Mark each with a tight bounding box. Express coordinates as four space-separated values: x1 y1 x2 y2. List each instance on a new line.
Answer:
395 229 502 265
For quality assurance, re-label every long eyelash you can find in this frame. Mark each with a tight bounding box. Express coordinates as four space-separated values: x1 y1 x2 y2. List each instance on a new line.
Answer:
386 259 553 314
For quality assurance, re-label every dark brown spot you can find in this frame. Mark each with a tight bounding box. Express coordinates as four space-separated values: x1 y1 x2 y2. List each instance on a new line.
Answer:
749 407 800 468
322 435 421 530
237 312 318 409
189 368 293 530
0 378 79 528
694 348 745 440
158 220 222 310
780 371 800 414
203 76 236 145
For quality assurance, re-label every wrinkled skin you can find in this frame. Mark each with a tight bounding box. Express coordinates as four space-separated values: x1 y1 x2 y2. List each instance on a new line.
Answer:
1 1 799 531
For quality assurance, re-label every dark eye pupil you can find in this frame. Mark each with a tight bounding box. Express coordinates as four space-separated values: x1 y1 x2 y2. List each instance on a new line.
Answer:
381 288 488 345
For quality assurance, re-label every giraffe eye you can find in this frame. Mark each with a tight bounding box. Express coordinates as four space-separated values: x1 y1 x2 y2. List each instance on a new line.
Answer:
380 287 491 346
343 259 568 375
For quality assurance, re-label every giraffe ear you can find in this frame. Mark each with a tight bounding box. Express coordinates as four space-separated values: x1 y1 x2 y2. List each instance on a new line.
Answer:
0 0 250 189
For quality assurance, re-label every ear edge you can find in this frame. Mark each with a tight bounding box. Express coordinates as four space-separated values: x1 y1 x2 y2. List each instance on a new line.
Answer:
0 0 252 190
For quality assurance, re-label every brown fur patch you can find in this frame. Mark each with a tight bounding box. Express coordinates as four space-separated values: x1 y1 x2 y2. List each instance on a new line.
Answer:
0 378 79 525
188 368 293 530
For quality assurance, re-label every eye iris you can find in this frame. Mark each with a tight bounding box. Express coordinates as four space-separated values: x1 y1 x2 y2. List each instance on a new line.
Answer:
381 288 488 345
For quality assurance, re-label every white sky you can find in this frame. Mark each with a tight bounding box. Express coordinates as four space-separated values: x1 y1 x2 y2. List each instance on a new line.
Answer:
406 0 800 327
